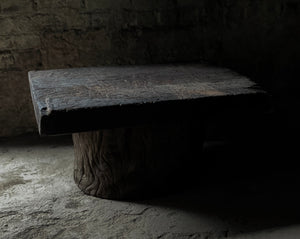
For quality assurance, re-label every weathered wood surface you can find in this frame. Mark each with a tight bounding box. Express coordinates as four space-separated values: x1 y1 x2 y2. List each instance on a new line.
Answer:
73 121 204 199
29 64 267 135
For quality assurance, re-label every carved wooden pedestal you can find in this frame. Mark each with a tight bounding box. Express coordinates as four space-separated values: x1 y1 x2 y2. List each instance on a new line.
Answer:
73 122 204 199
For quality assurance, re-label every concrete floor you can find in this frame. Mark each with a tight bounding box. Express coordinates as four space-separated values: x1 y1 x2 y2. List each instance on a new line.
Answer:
1 134 300 239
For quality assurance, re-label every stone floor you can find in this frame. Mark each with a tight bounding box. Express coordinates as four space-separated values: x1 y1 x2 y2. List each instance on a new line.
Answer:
1 134 300 239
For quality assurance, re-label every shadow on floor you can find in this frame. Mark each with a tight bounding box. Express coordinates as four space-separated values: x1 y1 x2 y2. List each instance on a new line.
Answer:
132 116 300 237
1 111 300 238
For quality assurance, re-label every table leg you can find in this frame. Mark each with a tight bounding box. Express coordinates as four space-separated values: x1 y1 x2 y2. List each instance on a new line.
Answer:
72 121 204 199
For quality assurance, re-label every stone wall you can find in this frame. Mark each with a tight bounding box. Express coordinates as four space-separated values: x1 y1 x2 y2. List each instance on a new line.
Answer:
0 0 299 137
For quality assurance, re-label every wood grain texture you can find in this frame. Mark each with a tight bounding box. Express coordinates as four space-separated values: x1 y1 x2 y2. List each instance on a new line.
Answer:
28 64 267 135
73 121 204 199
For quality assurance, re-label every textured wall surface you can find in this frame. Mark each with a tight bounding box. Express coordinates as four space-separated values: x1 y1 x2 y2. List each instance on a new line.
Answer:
0 0 299 137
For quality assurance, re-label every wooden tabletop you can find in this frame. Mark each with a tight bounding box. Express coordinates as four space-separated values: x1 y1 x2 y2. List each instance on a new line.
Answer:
29 64 267 135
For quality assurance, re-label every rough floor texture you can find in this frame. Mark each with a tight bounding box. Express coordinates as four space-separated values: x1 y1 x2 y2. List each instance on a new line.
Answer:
1 134 300 239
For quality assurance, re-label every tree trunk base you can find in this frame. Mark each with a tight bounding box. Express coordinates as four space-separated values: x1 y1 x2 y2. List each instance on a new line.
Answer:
73 121 204 199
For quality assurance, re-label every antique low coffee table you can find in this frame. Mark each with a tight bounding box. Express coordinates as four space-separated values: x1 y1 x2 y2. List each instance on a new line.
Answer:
29 64 267 199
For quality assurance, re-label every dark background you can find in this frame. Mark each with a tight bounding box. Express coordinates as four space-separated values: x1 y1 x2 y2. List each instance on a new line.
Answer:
1 0 300 191
0 0 299 139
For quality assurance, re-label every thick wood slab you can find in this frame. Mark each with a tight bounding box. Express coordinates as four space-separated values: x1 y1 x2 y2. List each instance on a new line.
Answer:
29 64 267 135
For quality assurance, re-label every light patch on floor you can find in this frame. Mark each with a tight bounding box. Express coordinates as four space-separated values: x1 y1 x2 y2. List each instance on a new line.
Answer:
1 135 300 239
